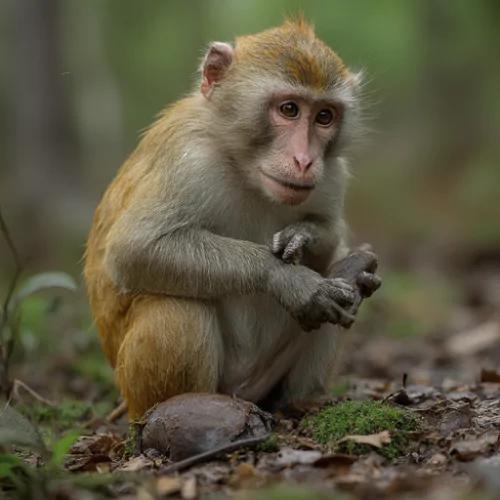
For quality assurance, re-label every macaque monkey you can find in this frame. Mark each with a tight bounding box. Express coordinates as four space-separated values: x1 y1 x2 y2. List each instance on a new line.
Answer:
84 16 376 419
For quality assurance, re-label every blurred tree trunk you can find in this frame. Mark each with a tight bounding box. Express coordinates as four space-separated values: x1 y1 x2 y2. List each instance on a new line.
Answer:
418 0 486 173
69 0 124 199
9 0 85 264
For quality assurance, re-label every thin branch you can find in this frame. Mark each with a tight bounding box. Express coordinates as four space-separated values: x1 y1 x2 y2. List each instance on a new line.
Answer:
0 205 23 397
158 435 270 475
0 205 23 334
106 400 128 422
10 379 55 406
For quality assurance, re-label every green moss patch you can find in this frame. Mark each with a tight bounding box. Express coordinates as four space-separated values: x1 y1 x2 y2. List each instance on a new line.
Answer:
300 401 420 459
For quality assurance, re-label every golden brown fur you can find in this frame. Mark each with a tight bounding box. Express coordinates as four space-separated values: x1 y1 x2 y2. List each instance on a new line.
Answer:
84 17 362 418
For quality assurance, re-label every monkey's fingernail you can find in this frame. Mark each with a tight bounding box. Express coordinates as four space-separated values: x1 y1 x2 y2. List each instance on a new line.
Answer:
358 272 382 296
356 243 372 252
271 234 283 253
283 248 300 262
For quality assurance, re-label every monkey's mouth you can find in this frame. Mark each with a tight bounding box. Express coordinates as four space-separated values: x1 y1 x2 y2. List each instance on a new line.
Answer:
260 171 315 192
260 171 315 205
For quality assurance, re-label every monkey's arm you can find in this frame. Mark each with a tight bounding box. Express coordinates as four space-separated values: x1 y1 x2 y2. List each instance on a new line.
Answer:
105 209 355 331
107 221 278 298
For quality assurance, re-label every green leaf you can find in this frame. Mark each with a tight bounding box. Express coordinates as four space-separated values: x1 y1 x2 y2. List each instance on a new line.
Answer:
0 403 48 458
0 454 26 480
48 430 82 468
14 272 78 305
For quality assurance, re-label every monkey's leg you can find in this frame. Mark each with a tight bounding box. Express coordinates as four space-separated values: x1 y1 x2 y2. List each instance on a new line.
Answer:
265 323 339 413
115 296 222 419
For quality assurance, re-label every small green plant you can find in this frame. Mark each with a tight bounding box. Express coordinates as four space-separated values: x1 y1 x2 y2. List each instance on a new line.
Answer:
0 453 35 496
300 400 420 459
0 206 78 400
124 422 136 458
257 434 279 453
18 400 92 432
123 420 145 459
47 430 83 469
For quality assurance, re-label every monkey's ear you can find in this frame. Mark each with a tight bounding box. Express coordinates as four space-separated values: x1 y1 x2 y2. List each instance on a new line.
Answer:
200 42 234 99
347 70 364 89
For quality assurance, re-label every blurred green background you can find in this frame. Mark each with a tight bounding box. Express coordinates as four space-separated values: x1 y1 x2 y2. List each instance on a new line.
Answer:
2 0 500 276
0 0 499 383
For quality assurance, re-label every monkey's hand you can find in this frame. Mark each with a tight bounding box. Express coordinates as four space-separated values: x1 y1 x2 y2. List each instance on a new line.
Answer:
271 222 318 265
269 266 357 332
328 247 382 328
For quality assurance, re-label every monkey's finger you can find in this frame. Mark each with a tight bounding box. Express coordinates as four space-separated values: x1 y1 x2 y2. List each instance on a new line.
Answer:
353 243 373 253
271 231 288 256
282 234 306 263
357 272 382 297
328 301 356 328
297 316 323 333
327 283 356 307
328 278 356 294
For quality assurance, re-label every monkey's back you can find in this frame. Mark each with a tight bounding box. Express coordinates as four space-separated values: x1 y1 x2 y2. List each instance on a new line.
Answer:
84 98 194 366
84 154 149 367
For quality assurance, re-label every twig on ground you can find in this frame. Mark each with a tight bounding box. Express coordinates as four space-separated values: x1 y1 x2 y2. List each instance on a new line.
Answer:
0 206 24 398
158 435 270 476
107 400 128 422
9 379 55 407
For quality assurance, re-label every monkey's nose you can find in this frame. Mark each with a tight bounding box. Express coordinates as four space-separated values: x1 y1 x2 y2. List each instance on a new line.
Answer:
293 154 313 172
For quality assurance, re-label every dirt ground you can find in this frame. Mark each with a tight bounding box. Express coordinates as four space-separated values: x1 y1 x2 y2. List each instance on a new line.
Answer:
2 244 500 499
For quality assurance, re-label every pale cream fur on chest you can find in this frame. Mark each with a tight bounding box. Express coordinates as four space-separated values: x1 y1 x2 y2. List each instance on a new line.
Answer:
207 184 337 400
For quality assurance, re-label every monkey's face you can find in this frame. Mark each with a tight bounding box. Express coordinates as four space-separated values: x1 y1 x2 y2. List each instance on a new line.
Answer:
199 21 363 206
256 93 342 206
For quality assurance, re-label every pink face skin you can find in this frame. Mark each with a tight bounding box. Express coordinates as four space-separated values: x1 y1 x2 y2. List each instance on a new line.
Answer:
260 94 341 205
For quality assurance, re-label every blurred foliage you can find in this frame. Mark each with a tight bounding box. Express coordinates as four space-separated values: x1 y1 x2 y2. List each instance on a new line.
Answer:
0 0 499 274
356 270 459 339
0 1 498 414
17 400 92 434
5 5 497 495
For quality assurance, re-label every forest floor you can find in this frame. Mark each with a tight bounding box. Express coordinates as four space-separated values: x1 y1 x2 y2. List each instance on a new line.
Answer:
2 245 500 499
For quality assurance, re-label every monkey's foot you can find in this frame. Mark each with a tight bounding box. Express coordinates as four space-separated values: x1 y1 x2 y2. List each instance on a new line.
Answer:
328 247 382 328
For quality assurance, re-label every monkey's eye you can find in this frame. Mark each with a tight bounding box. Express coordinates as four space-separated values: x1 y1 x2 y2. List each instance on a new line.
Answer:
315 109 335 126
279 102 299 119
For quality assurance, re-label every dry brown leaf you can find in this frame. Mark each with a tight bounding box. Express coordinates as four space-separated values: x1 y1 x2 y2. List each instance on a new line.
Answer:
275 448 323 466
451 431 500 461
68 433 123 459
96 462 111 473
181 476 197 500
427 453 447 466
156 476 182 496
439 407 471 435
481 368 500 383
339 430 391 448
137 488 156 500
65 453 112 472
119 455 154 472
335 473 366 487
229 462 264 489
232 462 257 479
313 453 358 468
445 321 500 356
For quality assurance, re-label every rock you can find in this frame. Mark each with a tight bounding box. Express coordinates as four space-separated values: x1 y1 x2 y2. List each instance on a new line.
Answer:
141 393 273 461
